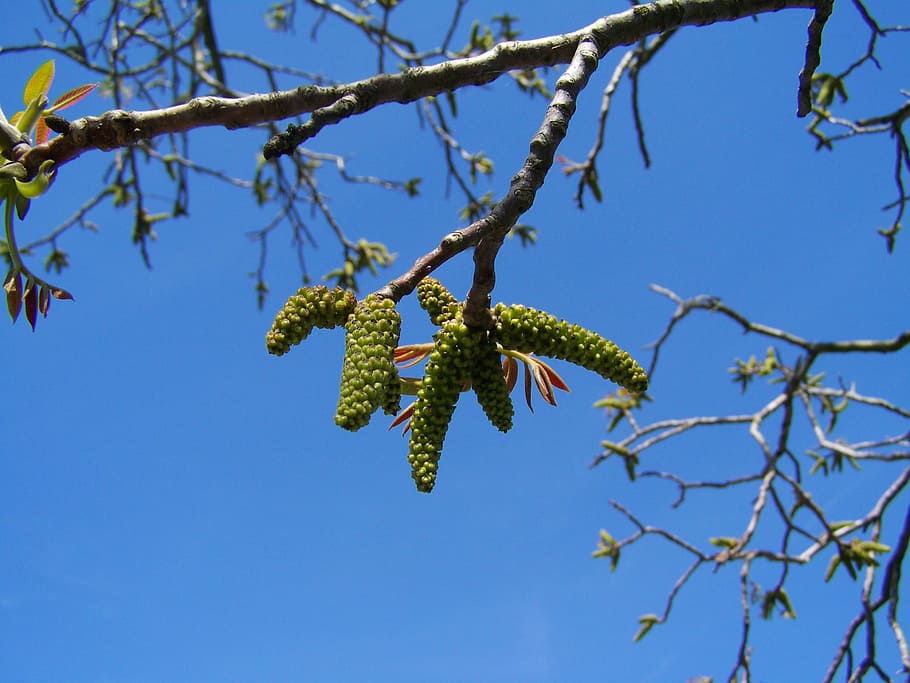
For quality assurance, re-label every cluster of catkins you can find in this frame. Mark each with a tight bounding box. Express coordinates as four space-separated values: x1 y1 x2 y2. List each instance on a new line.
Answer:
406 278 513 491
266 279 648 494
406 278 648 492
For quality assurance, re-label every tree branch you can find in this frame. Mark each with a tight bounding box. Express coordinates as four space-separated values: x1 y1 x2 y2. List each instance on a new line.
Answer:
17 0 816 175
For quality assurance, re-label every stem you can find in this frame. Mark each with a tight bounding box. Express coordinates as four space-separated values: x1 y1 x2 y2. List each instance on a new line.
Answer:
3 187 24 273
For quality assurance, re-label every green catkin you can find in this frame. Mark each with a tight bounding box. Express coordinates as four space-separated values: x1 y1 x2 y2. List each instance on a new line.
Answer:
416 277 460 326
492 303 649 393
382 374 402 416
266 286 357 356
334 294 402 431
407 317 478 492
470 336 513 432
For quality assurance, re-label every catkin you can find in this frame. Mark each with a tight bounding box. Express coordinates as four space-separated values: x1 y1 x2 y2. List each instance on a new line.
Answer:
416 277 460 326
334 294 402 431
492 303 648 393
266 286 357 356
470 337 513 432
407 318 478 492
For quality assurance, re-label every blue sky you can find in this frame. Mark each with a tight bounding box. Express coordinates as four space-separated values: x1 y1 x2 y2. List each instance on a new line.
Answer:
2 2 909 682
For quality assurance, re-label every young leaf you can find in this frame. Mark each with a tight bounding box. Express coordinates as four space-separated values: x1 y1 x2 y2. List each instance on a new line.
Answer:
824 554 841 582
4 269 22 321
530 359 557 406
503 355 518 393
394 344 432 368
760 591 776 620
633 614 660 642
15 194 30 220
23 279 38 330
34 117 48 144
23 61 55 106
538 360 569 393
48 82 98 112
776 589 797 619
523 361 534 412
388 400 415 434
38 284 50 317
709 537 739 550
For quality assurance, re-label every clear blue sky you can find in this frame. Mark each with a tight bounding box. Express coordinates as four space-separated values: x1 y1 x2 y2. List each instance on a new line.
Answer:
3 2 908 682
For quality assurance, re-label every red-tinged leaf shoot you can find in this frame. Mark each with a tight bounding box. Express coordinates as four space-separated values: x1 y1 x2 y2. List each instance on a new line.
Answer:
23 60 55 105
503 355 518 393
35 117 49 145
38 285 50 317
538 360 570 393
531 360 557 406
394 344 432 366
22 276 35 299
523 361 534 412
388 400 416 434
394 347 432 369
24 284 38 330
48 83 98 112
51 287 74 301
5 270 22 322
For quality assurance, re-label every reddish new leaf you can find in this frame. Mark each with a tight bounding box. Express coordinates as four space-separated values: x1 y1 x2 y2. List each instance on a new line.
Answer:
503 355 518 393
51 287 74 300
38 285 51 317
394 344 432 369
35 117 49 145
23 281 38 331
49 83 98 111
537 360 570 393
523 361 534 412
388 400 416 434
23 60 55 105
4 270 22 322
530 360 557 407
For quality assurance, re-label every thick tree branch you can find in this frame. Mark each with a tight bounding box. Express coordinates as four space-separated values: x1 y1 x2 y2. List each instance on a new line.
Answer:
16 0 816 175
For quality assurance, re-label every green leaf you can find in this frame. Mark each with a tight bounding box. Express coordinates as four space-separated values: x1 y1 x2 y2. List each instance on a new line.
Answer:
44 249 69 274
14 160 56 198
403 177 421 197
776 589 797 619
709 537 739 550
824 554 840 582
761 589 796 619
633 614 660 642
592 528 621 569
586 172 602 203
23 60 55 105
